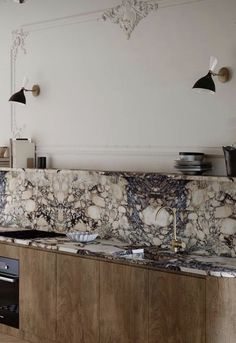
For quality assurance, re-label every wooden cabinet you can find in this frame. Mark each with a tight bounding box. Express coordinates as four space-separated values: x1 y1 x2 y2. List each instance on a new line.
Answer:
206 277 236 343
20 248 57 343
0 244 19 259
2 242 236 343
57 255 99 343
100 262 149 343
149 270 206 343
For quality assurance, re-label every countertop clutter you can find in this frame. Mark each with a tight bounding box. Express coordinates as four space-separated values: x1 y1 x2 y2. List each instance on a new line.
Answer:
0 228 236 278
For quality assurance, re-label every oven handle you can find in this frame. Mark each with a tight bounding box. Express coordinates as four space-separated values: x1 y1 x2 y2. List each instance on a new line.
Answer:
0 275 18 283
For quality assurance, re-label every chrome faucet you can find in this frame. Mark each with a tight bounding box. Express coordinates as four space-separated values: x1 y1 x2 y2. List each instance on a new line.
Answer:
155 206 186 253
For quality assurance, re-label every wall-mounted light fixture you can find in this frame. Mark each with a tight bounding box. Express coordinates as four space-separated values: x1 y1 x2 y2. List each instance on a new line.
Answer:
192 57 230 93
9 85 40 104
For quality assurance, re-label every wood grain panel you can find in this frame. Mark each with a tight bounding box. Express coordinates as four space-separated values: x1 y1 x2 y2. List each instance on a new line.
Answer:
149 270 205 343
20 248 57 342
100 262 148 343
0 324 23 339
0 333 29 343
23 332 55 343
57 255 99 343
0 243 20 259
206 277 236 343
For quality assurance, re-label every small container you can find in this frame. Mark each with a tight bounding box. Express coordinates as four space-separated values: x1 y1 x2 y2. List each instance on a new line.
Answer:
223 146 236 177
37 156 46 169
27 158 35 168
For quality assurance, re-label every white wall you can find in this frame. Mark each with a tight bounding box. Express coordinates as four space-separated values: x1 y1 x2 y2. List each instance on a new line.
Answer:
0 0 235 174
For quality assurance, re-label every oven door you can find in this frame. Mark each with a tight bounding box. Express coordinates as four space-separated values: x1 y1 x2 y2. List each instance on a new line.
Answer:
0 273 19 328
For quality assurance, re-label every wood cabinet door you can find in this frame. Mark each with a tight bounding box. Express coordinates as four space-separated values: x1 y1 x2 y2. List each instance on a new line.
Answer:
20 248 57 342
0 243 20 259
100 262 148 343
206 277 236 343
57 255 99 343
149 270 206 343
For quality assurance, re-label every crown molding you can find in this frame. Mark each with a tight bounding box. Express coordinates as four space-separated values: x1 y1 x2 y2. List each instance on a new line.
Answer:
17 0 206 33
36 144 224 158
158 0 206 8
20 11 103 32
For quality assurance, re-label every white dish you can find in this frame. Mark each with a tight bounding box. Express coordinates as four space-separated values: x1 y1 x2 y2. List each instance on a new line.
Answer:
175 165 211 171
179 152 204 162
175 160 211 167
175 167 211 175
66 231 98 243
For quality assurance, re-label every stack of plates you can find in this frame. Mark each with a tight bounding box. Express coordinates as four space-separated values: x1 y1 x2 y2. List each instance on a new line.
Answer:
174 152 212 175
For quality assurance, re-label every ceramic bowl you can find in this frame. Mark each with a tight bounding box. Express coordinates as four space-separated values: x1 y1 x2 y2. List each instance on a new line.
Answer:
66 231 98 243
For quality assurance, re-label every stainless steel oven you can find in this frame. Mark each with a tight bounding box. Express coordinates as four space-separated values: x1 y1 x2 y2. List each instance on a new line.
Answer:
0 257 19 328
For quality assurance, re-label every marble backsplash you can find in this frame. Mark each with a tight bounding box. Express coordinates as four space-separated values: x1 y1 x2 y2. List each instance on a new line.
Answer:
0 168 236 257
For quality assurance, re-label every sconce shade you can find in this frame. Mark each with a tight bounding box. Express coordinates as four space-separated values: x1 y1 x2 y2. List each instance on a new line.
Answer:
9 88 26 104
9 85 40 105
192 71 215 93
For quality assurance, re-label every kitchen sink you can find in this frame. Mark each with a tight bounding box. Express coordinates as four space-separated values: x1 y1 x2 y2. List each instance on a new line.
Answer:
143 247 179 261
119 246 182 262
118 246 184 271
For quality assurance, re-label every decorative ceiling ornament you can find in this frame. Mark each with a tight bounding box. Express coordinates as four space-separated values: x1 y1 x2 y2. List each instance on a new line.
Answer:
13 0 27 3
2 0 28 4
11 28 28 62
102 0 158 39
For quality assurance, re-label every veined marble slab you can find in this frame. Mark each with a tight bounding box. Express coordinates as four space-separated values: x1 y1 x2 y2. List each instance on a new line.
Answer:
0 169 236 257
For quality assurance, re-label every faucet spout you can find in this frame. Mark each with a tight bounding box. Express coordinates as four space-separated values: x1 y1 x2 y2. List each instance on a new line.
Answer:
155 206 185 253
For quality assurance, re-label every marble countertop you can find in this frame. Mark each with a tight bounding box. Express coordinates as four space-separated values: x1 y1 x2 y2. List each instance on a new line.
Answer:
0 228 236 278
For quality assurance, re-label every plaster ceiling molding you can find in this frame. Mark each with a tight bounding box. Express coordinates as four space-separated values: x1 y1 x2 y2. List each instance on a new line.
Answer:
102 0 158 39
2 0 28 3
13 0 27 3
10 28 29 139
11 28 28 62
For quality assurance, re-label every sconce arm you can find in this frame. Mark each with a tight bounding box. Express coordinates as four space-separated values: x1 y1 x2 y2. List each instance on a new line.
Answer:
210 68 230 82
23 85 40 97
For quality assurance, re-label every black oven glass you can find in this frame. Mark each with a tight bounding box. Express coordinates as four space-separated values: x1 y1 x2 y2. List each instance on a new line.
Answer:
0 257 19 328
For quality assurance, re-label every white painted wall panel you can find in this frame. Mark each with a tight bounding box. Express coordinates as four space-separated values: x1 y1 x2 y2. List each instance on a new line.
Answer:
0 0 235 174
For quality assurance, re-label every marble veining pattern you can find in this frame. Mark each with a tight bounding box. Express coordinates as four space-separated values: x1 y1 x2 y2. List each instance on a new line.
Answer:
1 169 236 257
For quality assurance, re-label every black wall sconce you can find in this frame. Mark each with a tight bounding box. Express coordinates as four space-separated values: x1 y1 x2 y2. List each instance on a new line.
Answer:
192 57 230 93
9 85 40 104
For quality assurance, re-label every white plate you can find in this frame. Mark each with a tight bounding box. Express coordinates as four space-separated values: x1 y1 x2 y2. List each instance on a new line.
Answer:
179 153 204 162
175 165 211 171
175 160 211 167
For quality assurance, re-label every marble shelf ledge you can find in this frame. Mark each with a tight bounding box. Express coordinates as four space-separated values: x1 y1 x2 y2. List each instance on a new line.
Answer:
0 167 234 182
